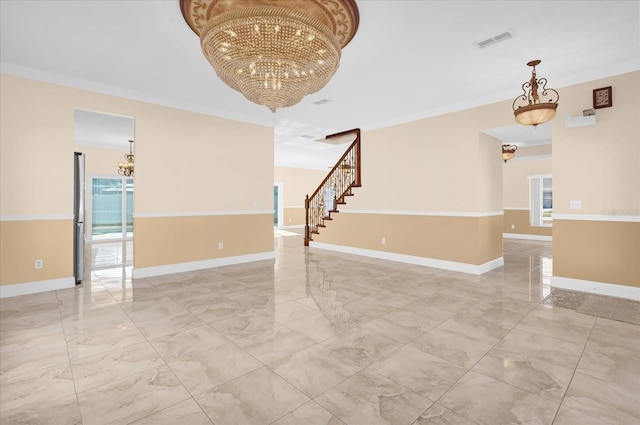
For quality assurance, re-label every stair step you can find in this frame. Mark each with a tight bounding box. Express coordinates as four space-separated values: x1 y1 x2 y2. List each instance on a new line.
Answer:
329 210 339 213
336 201 346 205
343 193 354 197
323 217 332 221
318 224 326 228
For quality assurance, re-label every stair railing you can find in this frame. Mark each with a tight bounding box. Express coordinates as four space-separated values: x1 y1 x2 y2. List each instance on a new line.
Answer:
304 128 361 246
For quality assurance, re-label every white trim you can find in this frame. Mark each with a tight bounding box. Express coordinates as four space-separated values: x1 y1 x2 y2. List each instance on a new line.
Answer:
553 214 640 223
0 61 276 129
309 242 503 275
132 251 276 279
0 277 75 298
503 207 529 211
510 154 552 162
503 233 552 241
284 206 304 209
133 210 274 218
0 214 73 222
551 276 640 301
339 210 504 217
280 224 304 229
527 174 552 180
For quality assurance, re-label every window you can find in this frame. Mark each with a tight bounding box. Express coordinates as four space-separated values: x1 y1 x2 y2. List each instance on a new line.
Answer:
530 175 552 226
91 177 133 240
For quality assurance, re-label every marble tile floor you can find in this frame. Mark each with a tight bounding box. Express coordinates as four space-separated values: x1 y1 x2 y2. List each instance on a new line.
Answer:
1 234 639 425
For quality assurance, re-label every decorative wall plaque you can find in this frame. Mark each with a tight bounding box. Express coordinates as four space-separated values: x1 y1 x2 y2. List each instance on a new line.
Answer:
593 86 612 109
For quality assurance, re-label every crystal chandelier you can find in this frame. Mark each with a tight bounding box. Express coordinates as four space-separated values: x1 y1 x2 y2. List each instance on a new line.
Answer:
117 140 134 177
180 0 359 112
512 60 559 127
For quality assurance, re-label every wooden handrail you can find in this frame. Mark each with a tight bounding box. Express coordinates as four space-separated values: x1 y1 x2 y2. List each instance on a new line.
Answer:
305 128 361 246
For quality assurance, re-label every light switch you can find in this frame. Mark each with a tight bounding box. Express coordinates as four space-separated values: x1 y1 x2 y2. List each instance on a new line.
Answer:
570 200 582 210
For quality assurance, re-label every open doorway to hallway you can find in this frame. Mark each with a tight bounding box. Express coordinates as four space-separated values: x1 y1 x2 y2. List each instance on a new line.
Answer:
74 109 135 277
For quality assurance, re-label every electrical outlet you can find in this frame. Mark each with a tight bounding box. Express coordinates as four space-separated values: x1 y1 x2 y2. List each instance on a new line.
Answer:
35 259 43 269
511 224 515 229
381 237 386 245
218 242 224 250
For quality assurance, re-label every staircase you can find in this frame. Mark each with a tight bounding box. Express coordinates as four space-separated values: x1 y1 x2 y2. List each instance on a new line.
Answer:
304 128 361 246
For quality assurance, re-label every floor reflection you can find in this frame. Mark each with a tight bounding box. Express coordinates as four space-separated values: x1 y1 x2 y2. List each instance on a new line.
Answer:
3 232 639 425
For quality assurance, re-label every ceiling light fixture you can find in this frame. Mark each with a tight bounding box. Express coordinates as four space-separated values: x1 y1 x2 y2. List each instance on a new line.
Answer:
502 144 517 162
117 140 134 177
512 60 559 127
180 0 359 113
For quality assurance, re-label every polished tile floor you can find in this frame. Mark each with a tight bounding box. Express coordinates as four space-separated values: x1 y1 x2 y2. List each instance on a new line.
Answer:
1 233 639 425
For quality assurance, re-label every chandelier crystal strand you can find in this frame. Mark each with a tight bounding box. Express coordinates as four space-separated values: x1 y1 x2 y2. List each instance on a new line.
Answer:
181 0 359 113
200 6 341 112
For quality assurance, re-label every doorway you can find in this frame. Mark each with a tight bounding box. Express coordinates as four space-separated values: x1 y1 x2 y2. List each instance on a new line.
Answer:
74 109 135 273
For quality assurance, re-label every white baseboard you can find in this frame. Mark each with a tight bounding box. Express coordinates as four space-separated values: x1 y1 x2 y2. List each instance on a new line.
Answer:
503 233 552 241
309 242 503 275
0 277 75 298
132 251 276 279
279 225 304 229
551 276 640 301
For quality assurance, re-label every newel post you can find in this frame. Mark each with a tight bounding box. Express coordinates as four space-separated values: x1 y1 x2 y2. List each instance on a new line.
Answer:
304 194 310 246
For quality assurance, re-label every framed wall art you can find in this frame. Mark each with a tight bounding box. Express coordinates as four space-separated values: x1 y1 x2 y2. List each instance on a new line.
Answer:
593 86 612 109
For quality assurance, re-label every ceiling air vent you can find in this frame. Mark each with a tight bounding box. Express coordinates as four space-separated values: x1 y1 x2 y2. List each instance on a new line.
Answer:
313 99 331 106
475 30 514 48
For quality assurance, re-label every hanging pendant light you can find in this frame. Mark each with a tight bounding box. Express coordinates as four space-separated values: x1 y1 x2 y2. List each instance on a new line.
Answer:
118 140 134 177
512 60 559 127
502 144 517 162
180 0 359 113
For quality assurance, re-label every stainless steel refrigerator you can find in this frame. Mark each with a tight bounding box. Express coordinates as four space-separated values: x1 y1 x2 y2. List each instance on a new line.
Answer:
73 152 85 284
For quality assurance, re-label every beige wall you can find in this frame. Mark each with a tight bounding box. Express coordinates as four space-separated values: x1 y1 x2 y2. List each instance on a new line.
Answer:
503 156 552 209
0 220 72 285
554 219 639 287
502 151 553 238
312 101 509 269
552 71 640 289
314 214 502 266
553 72 639 216
503 210 552 237
0 74 273 289
135 214 273 268
342 105 508 213
274 166 326 206
274 166 326 226
283 208 306 227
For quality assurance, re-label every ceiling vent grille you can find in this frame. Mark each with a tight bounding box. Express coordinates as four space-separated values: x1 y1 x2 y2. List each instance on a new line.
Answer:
313 99 331 105
475 30 514 48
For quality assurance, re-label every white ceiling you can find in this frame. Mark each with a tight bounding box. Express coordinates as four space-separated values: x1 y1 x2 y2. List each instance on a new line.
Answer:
1 1 638 169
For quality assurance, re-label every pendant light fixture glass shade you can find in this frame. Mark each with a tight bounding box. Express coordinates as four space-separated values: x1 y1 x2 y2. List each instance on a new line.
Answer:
513 60 559 127
502 144 517 162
